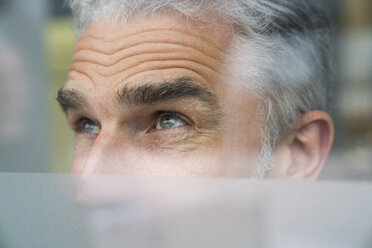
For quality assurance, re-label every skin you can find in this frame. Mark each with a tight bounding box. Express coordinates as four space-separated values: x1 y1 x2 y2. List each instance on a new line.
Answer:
60 14 334 179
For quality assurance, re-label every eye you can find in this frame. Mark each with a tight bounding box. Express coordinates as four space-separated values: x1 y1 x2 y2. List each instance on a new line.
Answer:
78 119 100 134
155 112 189 130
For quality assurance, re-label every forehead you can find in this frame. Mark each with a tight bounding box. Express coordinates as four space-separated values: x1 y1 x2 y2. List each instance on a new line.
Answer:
66 13 234 93
84 13 232 48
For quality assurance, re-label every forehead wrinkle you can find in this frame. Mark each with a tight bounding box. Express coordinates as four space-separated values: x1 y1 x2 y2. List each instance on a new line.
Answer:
68 68 97 87
72 42 222 68
70 29 226 86
75 28 225 57
70 61 213 92
96 60 219 79
71 52 220 79
68 21 231 94
83 28 220 46
112 66 211 89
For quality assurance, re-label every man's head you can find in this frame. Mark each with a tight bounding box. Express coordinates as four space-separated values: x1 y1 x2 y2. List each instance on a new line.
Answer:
58 0 334 179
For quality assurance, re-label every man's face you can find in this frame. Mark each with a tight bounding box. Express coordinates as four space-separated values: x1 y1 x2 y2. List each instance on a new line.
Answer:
60 14 265 177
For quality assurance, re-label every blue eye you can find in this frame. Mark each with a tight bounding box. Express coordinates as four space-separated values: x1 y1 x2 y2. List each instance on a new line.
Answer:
81 120 100 134
156 113 188 130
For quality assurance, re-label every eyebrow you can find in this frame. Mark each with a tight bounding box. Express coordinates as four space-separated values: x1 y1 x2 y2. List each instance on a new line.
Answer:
56 88 87 113
57 76 220 114
117 76 218 108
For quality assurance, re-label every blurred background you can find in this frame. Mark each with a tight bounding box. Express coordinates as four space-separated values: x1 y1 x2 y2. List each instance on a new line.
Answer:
0 0 371 180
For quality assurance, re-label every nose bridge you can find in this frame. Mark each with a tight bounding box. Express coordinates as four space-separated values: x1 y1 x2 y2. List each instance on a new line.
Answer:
80 131 120 174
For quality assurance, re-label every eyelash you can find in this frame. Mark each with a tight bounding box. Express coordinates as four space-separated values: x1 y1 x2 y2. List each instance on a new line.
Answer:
71 111 193 134
72 117 98 133
152 111 193 126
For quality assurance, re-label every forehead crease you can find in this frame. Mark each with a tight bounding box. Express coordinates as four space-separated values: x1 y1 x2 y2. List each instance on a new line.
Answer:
71 53 220 79
71 60 219 81
72 42 223 68
111 66 212 88
70 29 227 82
69 26 231 89
75 29 225 57
68 67 95 84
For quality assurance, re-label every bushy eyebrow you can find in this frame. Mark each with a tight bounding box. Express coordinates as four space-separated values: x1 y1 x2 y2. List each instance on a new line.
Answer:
117 76 219 109
56 76 221 116
56 88 87 113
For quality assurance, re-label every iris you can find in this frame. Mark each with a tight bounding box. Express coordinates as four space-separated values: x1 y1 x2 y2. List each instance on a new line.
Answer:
156 113 187 130
82 121 100 134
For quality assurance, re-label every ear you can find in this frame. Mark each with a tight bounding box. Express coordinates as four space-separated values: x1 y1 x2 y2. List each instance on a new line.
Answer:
268 111 334 180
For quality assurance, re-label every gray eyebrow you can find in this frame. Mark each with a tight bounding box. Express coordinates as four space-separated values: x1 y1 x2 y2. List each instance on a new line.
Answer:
117 76 219 109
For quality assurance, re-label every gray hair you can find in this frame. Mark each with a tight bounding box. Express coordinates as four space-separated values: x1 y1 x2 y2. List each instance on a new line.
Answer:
69 0 333 177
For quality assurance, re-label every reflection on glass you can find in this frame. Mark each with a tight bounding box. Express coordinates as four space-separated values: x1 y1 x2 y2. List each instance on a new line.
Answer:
1 174 372 247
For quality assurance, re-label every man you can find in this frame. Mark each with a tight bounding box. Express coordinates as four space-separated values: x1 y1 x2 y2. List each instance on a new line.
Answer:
57 0 334 179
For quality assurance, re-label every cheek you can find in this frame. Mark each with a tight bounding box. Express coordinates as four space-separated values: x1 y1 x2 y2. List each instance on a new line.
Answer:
224 114 262 151
70 135 96 173
134 150 225 176
70 140 259 177
220 87 263 152
133 149 257 177
73 135 96 157
70 155 88 174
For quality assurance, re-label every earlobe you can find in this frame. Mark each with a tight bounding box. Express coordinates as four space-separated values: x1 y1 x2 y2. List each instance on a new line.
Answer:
286 111 334 180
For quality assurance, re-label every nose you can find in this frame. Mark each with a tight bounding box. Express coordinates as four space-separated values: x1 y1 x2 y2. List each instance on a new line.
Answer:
75 132 122 175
